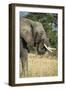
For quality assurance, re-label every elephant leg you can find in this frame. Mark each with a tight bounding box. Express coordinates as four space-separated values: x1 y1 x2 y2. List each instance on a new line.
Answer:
21 48 28 77
22 57 28 77
20 38 28 77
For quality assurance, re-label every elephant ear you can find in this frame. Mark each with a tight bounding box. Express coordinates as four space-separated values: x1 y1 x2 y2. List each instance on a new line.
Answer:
32 21 45 45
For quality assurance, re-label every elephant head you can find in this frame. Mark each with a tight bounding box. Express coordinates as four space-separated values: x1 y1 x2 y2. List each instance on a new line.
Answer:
20 18 53 54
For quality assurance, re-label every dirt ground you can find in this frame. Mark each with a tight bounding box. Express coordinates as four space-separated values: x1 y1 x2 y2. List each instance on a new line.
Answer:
20 53 58 77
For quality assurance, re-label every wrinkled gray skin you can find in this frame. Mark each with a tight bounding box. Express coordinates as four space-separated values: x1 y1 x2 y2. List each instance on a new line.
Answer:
20 18 50 77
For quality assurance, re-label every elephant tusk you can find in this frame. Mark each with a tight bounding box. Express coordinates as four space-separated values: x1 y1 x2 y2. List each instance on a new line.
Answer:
44 44 53 53
47 47 56 51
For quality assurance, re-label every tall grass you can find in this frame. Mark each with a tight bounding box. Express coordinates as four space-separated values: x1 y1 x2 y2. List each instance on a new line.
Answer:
20 53 58 77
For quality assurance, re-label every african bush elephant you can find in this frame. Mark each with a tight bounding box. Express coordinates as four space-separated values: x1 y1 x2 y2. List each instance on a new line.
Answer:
20 18 53 77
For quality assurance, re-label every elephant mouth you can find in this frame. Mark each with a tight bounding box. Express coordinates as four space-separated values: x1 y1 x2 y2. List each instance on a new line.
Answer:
44 44 56 53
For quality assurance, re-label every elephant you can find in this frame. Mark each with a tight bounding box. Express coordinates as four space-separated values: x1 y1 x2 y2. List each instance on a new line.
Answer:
20 18 53 77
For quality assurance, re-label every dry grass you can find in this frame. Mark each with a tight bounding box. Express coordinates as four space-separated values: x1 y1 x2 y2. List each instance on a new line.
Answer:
20 53 58 77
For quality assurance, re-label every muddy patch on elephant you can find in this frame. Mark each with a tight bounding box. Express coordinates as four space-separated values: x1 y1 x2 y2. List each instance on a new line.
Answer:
20 53 58 78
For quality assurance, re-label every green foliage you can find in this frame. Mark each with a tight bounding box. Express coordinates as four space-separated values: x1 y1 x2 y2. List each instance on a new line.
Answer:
21 12 58 48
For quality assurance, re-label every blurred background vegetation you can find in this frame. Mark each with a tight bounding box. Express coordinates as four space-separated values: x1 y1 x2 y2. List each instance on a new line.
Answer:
20 12 58 49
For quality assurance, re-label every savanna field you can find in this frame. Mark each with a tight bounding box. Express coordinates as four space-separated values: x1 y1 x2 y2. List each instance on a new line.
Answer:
20 53 58 77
